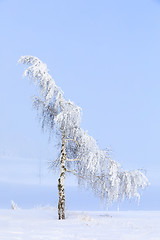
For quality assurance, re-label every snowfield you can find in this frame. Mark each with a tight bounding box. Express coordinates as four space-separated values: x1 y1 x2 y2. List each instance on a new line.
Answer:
0 208 159 240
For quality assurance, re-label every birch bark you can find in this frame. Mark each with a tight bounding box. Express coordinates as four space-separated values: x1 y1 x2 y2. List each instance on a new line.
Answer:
58 135 66 220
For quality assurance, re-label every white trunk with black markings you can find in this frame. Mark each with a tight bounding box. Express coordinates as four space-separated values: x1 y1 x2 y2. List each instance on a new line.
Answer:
58 136 66 220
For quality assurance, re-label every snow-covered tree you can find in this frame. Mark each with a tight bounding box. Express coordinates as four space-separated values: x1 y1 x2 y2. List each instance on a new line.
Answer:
19 56 149 220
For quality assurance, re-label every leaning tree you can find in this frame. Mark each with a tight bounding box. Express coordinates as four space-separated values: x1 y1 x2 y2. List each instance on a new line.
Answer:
19 56 149 220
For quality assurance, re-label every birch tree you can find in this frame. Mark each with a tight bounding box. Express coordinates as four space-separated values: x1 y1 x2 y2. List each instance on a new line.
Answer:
19 56 149 220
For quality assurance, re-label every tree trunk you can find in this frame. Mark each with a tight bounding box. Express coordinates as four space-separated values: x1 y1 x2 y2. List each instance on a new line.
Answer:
58 136 66 220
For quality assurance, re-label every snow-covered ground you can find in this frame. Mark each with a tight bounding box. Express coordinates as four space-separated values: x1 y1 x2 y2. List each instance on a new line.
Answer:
0 208 159 240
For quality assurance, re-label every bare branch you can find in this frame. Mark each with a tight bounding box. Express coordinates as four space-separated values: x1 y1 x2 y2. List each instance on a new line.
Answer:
65 168 85 179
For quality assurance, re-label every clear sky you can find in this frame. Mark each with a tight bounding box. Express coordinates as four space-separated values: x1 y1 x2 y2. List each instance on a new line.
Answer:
0 0 160 210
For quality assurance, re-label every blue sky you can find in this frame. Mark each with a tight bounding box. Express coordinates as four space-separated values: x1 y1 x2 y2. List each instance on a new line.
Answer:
0 0 160 210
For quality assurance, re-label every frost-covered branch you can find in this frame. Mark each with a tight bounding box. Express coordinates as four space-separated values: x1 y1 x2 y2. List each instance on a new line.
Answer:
66 158 80 162
18 56 63 104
